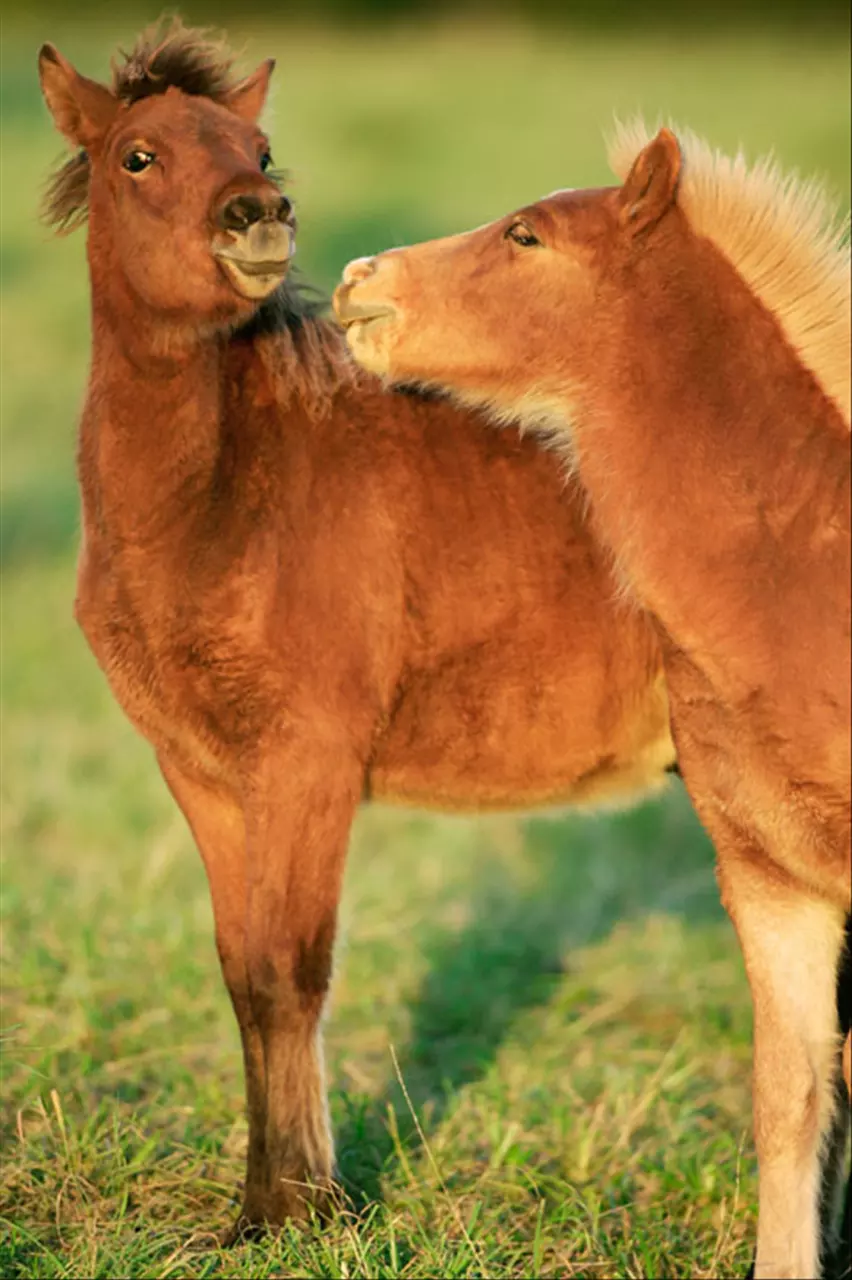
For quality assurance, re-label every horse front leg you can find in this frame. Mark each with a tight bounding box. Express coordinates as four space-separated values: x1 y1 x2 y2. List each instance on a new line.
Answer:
718 844 848 1280
157 755 270 1240
240 732 364 1227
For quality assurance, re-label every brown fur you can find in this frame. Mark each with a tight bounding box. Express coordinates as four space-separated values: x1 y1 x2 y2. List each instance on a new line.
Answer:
38 23 676 1238
335 125 851 1279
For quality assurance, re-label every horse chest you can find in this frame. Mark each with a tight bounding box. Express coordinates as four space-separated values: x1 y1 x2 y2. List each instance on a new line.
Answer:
74 547 266 779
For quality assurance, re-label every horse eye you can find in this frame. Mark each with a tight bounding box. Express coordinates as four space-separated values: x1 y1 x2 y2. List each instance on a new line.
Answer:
260 151 273 173
505 221 541 248
122 149 155 175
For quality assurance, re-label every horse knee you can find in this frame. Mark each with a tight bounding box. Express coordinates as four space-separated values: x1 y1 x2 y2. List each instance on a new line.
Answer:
214 930 252 1011
291 910 336 1014
245 911 337 1031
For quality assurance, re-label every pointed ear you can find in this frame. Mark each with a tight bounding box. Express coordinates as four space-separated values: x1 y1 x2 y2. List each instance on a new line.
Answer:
221 58 275 124
618 128 681 235
38 43 119 149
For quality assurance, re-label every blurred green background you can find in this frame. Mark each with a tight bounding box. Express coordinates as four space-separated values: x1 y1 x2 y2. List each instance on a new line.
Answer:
1 5 849 1278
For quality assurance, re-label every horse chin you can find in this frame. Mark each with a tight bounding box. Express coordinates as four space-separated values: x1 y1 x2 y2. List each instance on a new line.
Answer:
341 314 397 376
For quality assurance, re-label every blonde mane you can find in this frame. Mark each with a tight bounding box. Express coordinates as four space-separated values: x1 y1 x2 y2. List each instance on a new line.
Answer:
609 120 851 427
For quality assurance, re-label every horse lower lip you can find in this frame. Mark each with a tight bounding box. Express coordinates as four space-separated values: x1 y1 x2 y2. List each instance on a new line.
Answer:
222 258 289 277
343 311 393 329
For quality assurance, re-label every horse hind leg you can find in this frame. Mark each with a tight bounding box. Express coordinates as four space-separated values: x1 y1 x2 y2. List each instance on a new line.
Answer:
821 1069 851 1280
823 917 851 1280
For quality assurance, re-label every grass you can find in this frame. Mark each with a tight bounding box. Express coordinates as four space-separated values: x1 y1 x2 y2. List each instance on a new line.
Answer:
1 13 849 1278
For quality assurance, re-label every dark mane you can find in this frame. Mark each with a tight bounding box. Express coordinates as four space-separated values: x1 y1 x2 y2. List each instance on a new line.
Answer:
42 17 249 233
236 273 360 413
236 272 329 341
237 276 454 407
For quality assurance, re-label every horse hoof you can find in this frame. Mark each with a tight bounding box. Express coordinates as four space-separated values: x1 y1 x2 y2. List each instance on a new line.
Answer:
220 1180 343 1245
220 1214 271 1247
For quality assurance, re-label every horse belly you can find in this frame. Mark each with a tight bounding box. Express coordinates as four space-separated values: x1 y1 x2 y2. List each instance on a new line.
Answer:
369 644 674 814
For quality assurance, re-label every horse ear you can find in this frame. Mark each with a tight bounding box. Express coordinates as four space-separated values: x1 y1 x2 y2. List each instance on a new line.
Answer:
618 128 681 234
221 59 275 124
39 44 118 149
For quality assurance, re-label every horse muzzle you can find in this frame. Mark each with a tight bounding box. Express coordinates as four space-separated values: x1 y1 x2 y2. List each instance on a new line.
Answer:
213 213 295 301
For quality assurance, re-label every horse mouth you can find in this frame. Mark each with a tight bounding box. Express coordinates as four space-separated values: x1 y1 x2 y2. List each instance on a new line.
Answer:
224 257 290 277
342 311 395 338
332 287 396 334
215 251 291 300
338 309 397 369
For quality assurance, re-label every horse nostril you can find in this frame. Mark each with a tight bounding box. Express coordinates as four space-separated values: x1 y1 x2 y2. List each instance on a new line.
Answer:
220 194 265 233
220 195 257 234
219 191 293 233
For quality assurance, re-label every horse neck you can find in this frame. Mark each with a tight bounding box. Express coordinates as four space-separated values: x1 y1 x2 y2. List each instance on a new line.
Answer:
79 277 234 544
573 234 850 672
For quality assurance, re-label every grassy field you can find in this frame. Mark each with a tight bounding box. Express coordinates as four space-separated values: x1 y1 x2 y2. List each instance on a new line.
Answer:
1 14 849 1278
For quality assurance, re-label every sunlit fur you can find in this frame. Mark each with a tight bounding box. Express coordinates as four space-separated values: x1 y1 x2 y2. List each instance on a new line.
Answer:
609 118 851 425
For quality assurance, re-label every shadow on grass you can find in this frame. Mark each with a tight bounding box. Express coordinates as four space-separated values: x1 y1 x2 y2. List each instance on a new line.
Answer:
335 784 720 1206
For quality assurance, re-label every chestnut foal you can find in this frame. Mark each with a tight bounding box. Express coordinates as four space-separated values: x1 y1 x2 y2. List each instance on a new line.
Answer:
334 125 851 1278
39 25 677 1238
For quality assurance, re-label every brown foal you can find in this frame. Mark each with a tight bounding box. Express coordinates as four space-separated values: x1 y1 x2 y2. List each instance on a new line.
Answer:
334 124 851 1278
38 24 677 1238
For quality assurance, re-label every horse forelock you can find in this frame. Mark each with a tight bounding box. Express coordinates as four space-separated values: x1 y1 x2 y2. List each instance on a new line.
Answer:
110 16 241 106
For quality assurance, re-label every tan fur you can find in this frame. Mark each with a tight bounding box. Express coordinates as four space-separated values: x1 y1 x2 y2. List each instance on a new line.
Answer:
609 118 852 425
336 124 852 1279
